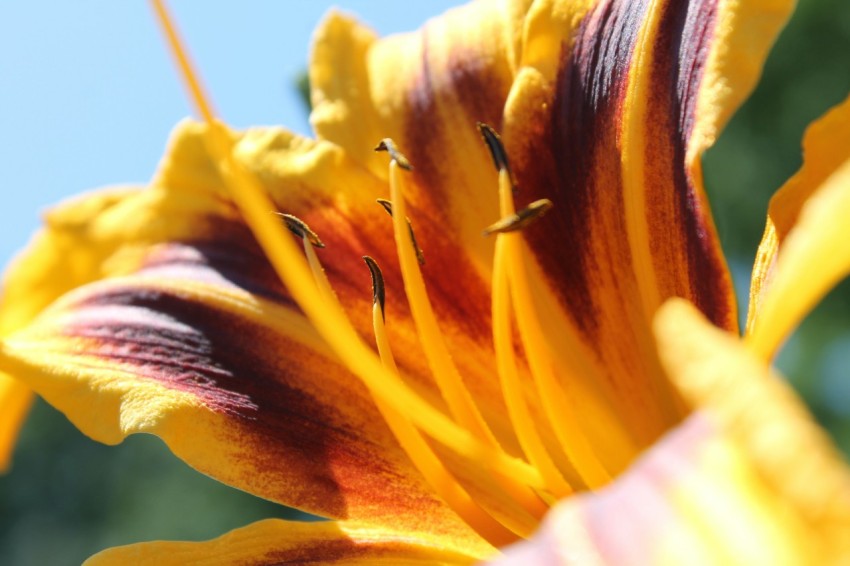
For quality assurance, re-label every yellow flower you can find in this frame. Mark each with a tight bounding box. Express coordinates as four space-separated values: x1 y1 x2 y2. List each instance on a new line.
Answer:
1 0 849 563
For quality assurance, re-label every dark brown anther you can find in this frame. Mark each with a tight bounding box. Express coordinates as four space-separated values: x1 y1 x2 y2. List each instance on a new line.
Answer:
363 256 386 321
477 122 517 190
275 212 325 248
477 122 510 172
376 198 394 217
376 199 426 265
483 198 554 236
374 138 413 171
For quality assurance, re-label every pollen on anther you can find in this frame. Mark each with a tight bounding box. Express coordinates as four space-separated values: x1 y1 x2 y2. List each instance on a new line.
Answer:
374 138 413 171
483 199 554 236
477 122 517 189
376 199 426 265
363 256 386 320
275 212 325 248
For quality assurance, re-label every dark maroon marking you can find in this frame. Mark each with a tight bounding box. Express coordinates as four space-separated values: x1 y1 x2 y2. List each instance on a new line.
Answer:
64 287 419 519
397 26 512 345
516 0 649 335
513 0 735 335
404 21 511 214
136 226 297 307
260 539 409 565
655 0 735 330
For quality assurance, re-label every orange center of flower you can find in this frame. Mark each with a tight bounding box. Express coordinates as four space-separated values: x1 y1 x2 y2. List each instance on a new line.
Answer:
151 0 638 548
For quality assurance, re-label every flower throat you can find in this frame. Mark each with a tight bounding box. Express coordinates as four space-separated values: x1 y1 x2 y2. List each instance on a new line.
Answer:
152 0 634 547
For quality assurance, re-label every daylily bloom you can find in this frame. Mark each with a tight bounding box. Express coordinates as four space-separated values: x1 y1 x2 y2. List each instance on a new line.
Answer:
1 0 849 563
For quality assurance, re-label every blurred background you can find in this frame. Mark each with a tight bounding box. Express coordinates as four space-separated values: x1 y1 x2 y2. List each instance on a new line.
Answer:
1 1 849 563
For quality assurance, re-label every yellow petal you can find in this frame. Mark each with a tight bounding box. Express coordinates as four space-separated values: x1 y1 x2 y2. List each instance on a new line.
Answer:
747 94 850 359
656 298 850 560
490 297 850 564
0 273 488 549
490 416 822 565
85 518 488 565
503 0 789 448
310 4 521 276
689 0 795 157
0 120 520 549
0 188 140 469
308 0 794 478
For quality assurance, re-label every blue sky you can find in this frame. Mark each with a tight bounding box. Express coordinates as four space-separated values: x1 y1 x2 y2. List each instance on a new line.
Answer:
0 1 460 268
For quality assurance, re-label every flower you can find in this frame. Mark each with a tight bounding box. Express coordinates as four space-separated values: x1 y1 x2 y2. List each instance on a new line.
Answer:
1 0 849 563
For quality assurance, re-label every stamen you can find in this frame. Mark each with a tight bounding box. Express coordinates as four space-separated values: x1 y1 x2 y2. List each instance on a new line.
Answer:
496 170 611 487
363 257 523 545
382 151 497 444
477 122 515 188
151 0 546 491
478 123 619 486
374 138 413 171
482 199 554 236
276 213 325 248
491 235 574 498
382 147 548 520
362 256 386 320
150 0 216 124
376 199 426 265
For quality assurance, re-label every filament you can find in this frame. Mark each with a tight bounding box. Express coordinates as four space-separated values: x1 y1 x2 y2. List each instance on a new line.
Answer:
491 235 574 497
307 244 522 544
370 297 522 545
496 168 612 487
387 159 548 520
150 0 545 491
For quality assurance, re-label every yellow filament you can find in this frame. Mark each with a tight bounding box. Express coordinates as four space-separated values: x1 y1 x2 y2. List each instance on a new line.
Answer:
150 0 545 490
387 161 499 445
491 235 574 497
308 234 537 540
388 161 548 519
307 236 525 543
303 239 336 301
151 0 215 125
497 169 612 487
370 302 524 545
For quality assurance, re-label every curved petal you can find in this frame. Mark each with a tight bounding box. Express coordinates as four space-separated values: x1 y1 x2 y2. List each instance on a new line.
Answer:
85 518 487 565
0 121 509 552
309 0 793 452
505 0 791 442
490 299 850 565
490 417 827 565
655 299 850 560
0 264 483 545
0 188 141 469
746 93 850 359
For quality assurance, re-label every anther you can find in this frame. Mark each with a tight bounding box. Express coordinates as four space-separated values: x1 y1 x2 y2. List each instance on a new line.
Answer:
477 122 516 188
477 122 510 171
374 138 413 171
275 212 325 248
376 198 426 265
483 199 554 236
363 256 386 321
